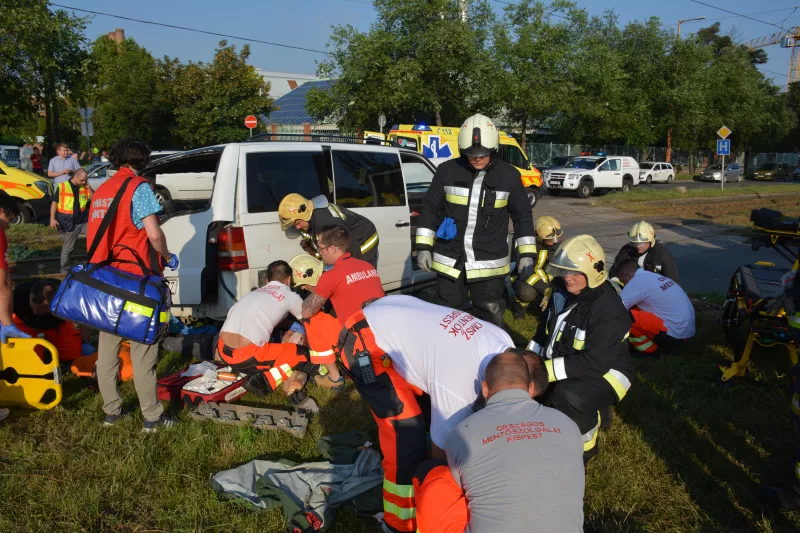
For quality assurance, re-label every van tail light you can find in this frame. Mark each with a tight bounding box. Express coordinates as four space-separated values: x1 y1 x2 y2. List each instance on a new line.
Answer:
217 226 249 271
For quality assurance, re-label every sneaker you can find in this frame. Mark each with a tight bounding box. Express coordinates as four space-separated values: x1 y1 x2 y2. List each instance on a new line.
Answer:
142 414 177 433
0 408 9 422
314 373 345 391
103 409 130 426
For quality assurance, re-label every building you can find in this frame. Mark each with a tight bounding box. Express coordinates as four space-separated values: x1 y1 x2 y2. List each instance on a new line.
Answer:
255 70 321 99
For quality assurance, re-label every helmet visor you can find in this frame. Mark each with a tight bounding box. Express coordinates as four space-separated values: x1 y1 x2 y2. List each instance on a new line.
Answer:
461 145 493 158
549 246 580 271
629 233 650 243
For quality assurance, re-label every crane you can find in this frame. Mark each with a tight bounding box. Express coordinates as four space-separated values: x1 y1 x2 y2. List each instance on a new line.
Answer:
744 26 800 90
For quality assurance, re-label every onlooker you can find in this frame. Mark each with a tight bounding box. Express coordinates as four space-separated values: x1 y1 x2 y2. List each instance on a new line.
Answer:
30 146 43 176
100 150 109 163
47 143 81 184
87 137 180 433
51 167 92 274
0 190 31 423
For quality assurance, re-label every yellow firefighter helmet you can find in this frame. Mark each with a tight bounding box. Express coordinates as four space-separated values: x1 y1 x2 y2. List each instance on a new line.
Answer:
288 254 324 287
535 216 563 242
628 220 655 245
278 194 314 231
547 234 607 289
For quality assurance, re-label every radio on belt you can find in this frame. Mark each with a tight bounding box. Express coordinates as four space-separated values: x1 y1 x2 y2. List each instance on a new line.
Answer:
354 349 377 384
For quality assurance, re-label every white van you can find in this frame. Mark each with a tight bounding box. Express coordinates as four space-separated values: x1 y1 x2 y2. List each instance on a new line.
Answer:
155 141 438 320
0 146 21 168
544 155 640 198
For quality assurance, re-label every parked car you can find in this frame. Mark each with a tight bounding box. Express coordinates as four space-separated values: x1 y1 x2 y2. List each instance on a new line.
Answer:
156 140 439 321
700 163 742 182
0 159 52 224
753 162 791 181
543 155 640 198
0 146 21 168
638 162 675 184
792 166 800 180
85 161 114 190
534 155 572 173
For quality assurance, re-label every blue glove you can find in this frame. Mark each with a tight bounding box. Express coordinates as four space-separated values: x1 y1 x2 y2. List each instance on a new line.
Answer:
435 218 458 241
1 324 32 344
289 322 306 334
81 343 96 356
166 253 179 270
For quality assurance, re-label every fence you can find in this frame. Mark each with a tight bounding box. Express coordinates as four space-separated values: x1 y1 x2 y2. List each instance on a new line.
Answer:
747 152 799 168
523 142 722 171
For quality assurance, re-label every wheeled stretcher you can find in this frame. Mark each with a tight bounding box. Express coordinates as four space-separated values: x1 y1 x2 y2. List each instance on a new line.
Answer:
719 209 799 382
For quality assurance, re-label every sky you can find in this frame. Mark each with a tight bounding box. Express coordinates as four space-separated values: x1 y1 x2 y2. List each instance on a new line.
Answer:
50 0 798 88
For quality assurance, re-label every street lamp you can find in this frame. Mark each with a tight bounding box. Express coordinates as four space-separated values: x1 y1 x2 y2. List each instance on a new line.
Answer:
677 16 706 39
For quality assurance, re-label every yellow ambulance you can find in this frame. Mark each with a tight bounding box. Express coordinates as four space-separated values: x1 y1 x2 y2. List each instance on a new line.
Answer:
388 124 543 206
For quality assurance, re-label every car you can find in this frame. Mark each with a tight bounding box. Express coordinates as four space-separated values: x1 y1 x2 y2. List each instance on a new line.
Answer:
156 140 440 321
753 162 791 181
0 146 21 168
85 161 114 190
638 162 675 184
699 163 742 182
534 155 572 173
792 166 800 180
543 155 640 198
0 159 52 224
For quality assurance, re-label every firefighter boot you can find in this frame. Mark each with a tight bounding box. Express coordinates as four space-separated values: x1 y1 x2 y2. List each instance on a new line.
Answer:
599 407 613 430
473 299 506 328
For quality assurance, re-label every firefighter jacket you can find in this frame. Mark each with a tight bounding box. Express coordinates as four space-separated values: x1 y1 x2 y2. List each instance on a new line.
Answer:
414 157 536 281
299 198 379 262
523 242 557 294
609 241 680 284
529 281 634 402
54 180 90 233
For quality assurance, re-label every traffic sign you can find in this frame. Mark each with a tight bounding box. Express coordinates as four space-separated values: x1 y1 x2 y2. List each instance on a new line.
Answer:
378 114 386 131
717 125 732 139
244 115 258 129
716 139 730 156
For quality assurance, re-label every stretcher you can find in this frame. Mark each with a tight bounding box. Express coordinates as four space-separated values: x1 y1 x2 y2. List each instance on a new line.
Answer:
718 209 800 382
0 338 62 410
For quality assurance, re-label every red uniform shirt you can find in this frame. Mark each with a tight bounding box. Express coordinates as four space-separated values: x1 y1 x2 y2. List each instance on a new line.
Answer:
314 253 384 325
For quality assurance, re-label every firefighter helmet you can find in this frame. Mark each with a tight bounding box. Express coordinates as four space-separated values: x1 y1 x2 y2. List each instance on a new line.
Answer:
457 114 499 157
535 216 563 242
278 194 314 231
628 221 655 245
547 235 607 289
288 254 324 287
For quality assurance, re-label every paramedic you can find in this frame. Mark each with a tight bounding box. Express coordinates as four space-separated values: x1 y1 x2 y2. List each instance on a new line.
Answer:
529 235 634 462
414 113 536 327
512 215 565 317
414 351 584 533
302 225 385 390
87 137 179 433
218 260 317 397
336 294 514 533
609 220 680 283
50 167 92 274
278 193 379 268
616 262 695 354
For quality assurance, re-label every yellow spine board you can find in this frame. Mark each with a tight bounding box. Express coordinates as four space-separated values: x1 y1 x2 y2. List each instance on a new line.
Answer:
0 338 62 410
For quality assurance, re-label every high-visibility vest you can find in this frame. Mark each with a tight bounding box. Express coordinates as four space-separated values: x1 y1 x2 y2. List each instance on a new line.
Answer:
55 181 91 232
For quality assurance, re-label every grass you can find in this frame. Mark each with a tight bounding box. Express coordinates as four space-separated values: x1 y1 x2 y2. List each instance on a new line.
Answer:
6 224 85 264
595 184 800 206
2 305 800 532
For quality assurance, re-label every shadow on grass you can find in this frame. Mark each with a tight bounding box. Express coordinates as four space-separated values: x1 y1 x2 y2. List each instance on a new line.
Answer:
617 312 800 532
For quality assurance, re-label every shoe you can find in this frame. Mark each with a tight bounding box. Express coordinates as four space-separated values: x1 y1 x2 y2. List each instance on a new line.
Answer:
599 407 613 430
314 373 345 391
243 373 269 397
103 409 130 426
142 414 177 433
0 408 9 422
583 443 599 465
758 484 800 511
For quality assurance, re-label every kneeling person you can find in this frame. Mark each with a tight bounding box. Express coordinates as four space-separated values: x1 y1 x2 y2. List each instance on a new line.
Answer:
617 261 695 354
218 260 316 396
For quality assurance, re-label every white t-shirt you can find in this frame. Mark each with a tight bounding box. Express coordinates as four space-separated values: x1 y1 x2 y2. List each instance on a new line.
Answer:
221 281 303 346
364 295 514 448
621 269 695 339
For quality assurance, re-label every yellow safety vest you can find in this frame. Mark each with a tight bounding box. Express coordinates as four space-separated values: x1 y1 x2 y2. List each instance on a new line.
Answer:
56 181 90 215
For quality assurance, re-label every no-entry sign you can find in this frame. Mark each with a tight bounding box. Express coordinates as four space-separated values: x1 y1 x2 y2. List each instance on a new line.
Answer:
244 115 258 129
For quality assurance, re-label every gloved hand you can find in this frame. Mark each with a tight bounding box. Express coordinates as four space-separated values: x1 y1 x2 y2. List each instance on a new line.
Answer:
166 253 179 270
0 324 31 344
539 287 553 311
417 250 432 272
518 257 534 280
764 294 795 315
81 342 96 356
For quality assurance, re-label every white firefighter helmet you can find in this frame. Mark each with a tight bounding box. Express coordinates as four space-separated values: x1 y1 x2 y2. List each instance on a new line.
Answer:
628 220 655 245
535 216 563 242
278 194 314 231
547 235 607 289
457 114 499 157
289 254 324 287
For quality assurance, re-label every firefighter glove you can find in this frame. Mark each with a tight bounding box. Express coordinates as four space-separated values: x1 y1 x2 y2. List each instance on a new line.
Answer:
417 250 433 272
0 324 31 344
539 287 553 311
518 257 534 280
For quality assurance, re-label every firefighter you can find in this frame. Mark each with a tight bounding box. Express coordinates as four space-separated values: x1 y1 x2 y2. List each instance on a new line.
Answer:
278 193 379 268
609 220 680 283
414 113 537 327
528 235 634 462
512 215 564 318
217 260 317 398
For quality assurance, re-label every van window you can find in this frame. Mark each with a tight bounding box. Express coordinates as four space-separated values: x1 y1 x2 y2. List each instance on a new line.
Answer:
246 152 328 213
606 160 621 171
499 144 528 169
401 153 435 191
333 151 405 208
394 136 419 151
143 151 222 216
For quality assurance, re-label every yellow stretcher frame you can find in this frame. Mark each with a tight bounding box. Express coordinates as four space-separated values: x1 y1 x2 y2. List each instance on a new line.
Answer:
0 338 62 410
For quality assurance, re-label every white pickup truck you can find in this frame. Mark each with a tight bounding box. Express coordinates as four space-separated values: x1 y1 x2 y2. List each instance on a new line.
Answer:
543 155 640 198
152 140 438 320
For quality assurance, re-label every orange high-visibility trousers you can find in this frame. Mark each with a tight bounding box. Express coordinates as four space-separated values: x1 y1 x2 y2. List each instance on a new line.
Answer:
13 315 82 362
339 309 428 533
413 461 469 533
629 307 667 354
303 312 341 365
217 339 311 390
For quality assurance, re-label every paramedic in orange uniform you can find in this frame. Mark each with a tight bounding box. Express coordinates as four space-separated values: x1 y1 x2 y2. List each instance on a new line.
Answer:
302 225 385 390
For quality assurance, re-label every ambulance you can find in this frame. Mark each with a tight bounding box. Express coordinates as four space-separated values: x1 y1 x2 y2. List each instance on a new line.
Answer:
387 124 544 207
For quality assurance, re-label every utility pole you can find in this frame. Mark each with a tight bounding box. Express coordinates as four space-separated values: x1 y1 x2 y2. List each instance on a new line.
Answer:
668 16 706 164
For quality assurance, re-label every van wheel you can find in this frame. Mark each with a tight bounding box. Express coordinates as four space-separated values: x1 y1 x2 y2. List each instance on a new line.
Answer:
621 179 633 192
154 186 172 209
526 187 540 208
667 174 673 184
11 202 33 225
576 180 593 199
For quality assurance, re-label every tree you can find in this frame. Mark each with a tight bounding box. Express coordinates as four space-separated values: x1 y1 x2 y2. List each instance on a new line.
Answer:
162 41 273 147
